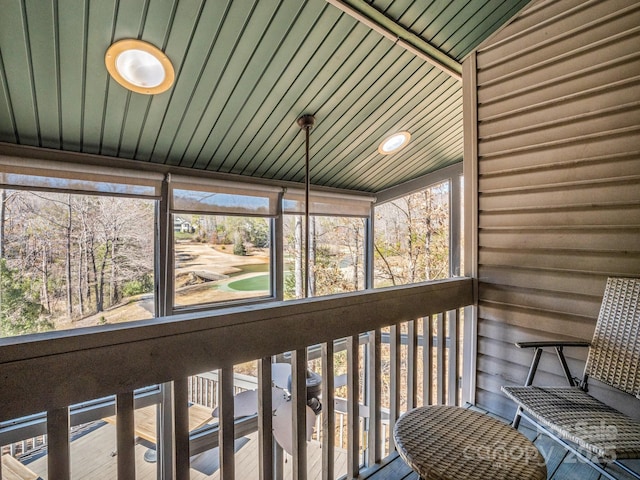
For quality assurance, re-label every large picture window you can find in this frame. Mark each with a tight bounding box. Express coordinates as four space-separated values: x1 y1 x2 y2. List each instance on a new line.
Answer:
169 176 280 310
374 181 450 287
173 213 271 308
0 189 155 337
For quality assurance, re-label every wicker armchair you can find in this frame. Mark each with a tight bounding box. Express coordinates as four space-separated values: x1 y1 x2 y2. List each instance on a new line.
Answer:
502 277 640 480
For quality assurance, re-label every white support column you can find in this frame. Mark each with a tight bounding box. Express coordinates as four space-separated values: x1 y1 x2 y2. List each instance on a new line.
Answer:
365 210 374 290
274 192 284 301
462 52 479 406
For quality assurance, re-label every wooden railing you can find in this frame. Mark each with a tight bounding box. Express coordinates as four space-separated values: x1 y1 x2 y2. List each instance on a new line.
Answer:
0 278 474 479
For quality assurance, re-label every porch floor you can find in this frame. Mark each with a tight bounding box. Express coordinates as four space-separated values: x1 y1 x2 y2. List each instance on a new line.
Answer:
362 404 640 480
14 404 640 479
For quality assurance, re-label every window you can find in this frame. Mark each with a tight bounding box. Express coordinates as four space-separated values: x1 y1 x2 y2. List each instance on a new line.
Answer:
282 188 373 299
374 181 450 287
173 213 271 308
169 176 280 310
283 215 365 299
0 189 155 337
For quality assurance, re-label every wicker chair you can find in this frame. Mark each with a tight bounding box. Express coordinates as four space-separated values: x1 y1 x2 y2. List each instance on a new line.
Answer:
502 277 640 480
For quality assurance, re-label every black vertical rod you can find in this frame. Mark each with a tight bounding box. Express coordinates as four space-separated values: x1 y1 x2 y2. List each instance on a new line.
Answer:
297 114 315 298
304 125 310 298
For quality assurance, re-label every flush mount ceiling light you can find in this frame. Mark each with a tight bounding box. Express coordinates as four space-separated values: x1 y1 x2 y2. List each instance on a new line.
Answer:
105 39 174 95
378 131 411 155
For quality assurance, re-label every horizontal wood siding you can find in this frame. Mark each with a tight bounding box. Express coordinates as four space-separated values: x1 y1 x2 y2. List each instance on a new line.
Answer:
474 0 640 418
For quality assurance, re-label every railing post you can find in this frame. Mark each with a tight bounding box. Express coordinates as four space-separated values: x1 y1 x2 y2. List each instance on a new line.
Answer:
321 341 335 480
116 392 136 480
423 316 433 406
174 377 190 480
389 324 401 450
159 383 175 480
367 329 382 466
47 407 70 480
219 366 235 480
292 348 308 480
436 313 446 405
407 320 418 409
258 357 274 480
447 310 460 406
347 335 360 478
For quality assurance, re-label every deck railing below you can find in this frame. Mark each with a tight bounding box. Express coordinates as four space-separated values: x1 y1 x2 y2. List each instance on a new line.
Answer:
0 278 473 480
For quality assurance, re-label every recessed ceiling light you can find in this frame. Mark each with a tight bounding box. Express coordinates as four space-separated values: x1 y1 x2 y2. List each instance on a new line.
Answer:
378 131 411 155
105 39 174 95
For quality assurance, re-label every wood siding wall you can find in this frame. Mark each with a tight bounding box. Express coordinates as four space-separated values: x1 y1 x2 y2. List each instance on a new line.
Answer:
473 0 640 418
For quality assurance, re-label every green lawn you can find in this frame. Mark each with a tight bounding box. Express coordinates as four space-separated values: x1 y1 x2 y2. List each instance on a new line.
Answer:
227 274 270 291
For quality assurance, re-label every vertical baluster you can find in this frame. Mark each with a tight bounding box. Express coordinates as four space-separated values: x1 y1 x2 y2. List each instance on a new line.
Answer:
203 377 208 407
219 366 235 480
423 316 434 406
347 335 360 478
258 357 273 480
367 329 382 466
158 384 175 480
407 320 418 409
436 313 446 405
292 348 307 480
447 310 460 406
389 324 401 451
321 341 335 480
47 407 70 480
116 392 136 479
174 377 190 480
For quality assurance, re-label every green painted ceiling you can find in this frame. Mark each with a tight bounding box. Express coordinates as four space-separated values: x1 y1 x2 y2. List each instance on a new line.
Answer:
0 0 530 194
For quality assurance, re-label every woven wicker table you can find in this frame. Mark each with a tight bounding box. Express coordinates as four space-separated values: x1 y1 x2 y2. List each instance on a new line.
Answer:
393 406 547 480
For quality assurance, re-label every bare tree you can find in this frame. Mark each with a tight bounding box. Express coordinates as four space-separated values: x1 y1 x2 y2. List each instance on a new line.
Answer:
374 182 450 287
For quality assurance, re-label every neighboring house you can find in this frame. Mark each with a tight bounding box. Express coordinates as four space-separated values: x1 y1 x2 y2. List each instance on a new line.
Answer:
174 217 195 234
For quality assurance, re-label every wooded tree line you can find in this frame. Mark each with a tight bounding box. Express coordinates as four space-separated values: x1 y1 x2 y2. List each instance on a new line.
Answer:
282 181 450 298
374 183 450 286
0 190 154 336
284 215 366 299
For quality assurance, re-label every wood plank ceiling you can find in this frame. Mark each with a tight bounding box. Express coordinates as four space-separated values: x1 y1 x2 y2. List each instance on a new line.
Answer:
0 0 530 194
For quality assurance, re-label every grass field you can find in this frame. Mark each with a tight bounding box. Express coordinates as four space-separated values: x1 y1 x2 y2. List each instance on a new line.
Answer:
227 274 270 291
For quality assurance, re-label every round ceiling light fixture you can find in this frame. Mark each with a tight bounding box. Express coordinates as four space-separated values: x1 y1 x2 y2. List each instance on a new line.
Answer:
105 39 174 95
378 131 411 155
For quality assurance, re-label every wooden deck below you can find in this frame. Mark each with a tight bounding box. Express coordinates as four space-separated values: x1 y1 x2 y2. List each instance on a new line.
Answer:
18 421 347 480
